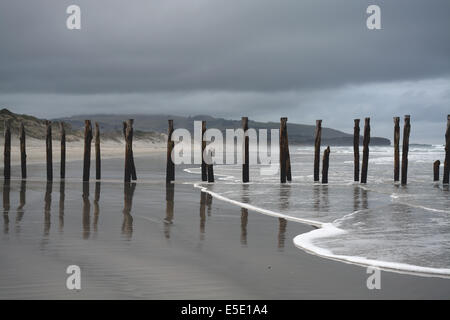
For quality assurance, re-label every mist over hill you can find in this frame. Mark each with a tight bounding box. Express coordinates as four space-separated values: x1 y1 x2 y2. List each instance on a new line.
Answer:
1 109 390 145
55 113 391 146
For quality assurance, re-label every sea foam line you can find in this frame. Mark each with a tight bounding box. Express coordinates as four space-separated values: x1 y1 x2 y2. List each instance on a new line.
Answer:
188 170 450 278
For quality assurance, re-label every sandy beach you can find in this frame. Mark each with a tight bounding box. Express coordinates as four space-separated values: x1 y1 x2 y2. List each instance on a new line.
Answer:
1 153 449 299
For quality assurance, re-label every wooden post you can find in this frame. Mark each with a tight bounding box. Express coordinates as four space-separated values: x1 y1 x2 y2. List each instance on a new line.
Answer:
207 150 214 183
128 120 137 181
166 119 175 183
353 119 360 182
393 117 400 182
314 120 322 182
201 121 207 182
242 117 249 183
123 121 137 182
322 146 330 184
434 160 440 182
444 115 450 185
83 120 93 182
19 122 27 179
3 120 11 180
285 121 292 182
280 117 288 183
360 118 370 184
45 120 53 181
95 122 101 180
401 115 411 185
60 122 66 179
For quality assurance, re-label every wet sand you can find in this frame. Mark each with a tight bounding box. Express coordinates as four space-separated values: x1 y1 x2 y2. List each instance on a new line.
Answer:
1 155 450 299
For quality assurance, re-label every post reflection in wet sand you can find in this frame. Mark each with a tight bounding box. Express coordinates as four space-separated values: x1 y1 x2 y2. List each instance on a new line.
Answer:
15 180 26 234
82 182 90 239
313 184 329 214
353 185 360 212
3 180 10 234
206 193 213 216
164 183 174 239
361 187 368 211
278 218 287 250
59 181 65 232
240 184 250 246
240 208 248 246
93 182 101 234
43 181 52 237
199 191 206 241
122 182 135 239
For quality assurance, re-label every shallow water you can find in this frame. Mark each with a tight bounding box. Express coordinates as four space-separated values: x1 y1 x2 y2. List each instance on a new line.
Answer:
194 145 450 276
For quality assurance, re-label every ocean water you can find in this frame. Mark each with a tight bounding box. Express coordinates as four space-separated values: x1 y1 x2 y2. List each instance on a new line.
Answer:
190 145 450 277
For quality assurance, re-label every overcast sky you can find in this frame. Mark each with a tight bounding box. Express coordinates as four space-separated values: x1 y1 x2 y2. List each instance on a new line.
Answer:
0 0 449 143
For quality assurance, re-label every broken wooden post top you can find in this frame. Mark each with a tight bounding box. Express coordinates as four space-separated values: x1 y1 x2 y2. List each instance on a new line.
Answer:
60 121 65 130
95 121 99 129
404 115 411 121
354 119 360 124
280 117 288 121
316 120 322 125
394 116 400 122
434 160 441 165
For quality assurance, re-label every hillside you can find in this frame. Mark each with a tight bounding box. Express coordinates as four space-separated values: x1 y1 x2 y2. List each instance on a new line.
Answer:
55 113 391 146
0 109 164 143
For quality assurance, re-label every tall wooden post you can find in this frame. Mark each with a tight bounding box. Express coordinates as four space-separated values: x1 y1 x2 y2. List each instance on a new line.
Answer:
242 117 249 183
128 120 137 181
60 122 66 179
83 120 93 182
201 121 207 182
285 121 292 182
314 120 322 182
3 120 11 180
45 120 53 181
444 115 450 185
322 146 330 184
207 150 214 183
393 117 400 182
360 118 370 184
434 160 440 182
353 119 360 182
95 122 101 180
124 119 136 182
280 117 288 183
401 115 411 185
166 120 175 183
19 122 27 179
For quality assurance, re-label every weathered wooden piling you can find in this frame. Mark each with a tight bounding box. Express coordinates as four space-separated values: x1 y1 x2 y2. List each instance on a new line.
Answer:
353 119 360 182
45 120 53 181
444 115 450 185
401 115 411 185
314 120 322 182
207 150 214 183
19 122 27 179
60 122 66 179
279 117 292 183
124 119 137 182
360 118 370 184
393 117 400 182
3 120 11 180
434 160 440 182
128 120 137 181
322 146 330 184
201 121 207 182
242 117 249 183
83 120 93 182
94 122 101 180
166 119 175 183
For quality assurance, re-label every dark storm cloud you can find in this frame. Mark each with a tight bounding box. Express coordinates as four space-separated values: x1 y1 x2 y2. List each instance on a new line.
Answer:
0 0 449 93
0 0 449 143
